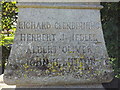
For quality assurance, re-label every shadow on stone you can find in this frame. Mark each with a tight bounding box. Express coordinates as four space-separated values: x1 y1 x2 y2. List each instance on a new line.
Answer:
102 77 120 89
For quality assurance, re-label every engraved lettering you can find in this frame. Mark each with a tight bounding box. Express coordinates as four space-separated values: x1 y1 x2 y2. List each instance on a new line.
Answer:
20 34 56 41
18 21 101 30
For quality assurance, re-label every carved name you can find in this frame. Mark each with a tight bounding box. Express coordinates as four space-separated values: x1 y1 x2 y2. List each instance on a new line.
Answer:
18 21 101 30
20 34 98 42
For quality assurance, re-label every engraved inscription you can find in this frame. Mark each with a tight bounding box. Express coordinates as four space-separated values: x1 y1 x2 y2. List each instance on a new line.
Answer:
20 34 56 41
16 21 103 79
27 44 99 55
18 21 101 30
19 34 98 42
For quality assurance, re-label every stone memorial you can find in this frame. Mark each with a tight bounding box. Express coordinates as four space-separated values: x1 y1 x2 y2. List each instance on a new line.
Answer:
4 2 113 87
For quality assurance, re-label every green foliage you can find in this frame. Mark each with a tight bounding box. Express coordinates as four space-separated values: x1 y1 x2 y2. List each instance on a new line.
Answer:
101 2 120 78
0 1 17 73
1 36 14 46
1 1 18 31
0 0 17 47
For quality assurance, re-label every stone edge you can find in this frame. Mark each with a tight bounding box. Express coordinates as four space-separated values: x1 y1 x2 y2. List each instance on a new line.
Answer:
17 3 103 9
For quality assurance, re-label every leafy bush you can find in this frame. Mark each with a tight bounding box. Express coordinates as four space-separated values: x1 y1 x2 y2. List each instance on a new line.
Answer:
101 2 120 78
0 1 17 73
0 0 17 47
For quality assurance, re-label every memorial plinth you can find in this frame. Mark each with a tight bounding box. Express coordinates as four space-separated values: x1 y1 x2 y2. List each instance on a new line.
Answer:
4 2 113 87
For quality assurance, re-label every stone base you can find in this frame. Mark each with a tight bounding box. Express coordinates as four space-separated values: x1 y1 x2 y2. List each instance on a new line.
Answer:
16 84 104 88
1 84 105 90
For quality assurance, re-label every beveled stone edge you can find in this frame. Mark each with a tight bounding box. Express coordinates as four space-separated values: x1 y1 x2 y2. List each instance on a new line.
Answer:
17 3 103 9
3 72 113 85
16 84 104 88
14 0 120 2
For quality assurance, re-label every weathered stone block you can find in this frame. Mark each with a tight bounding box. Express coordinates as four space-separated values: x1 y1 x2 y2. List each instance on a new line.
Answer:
4 3 113 86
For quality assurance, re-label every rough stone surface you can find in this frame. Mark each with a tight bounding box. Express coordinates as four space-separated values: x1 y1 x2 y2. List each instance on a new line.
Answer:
4 3 113 86
16 84 105 88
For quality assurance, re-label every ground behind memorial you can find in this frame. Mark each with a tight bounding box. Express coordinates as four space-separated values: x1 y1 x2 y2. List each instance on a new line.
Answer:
0 74 16 89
